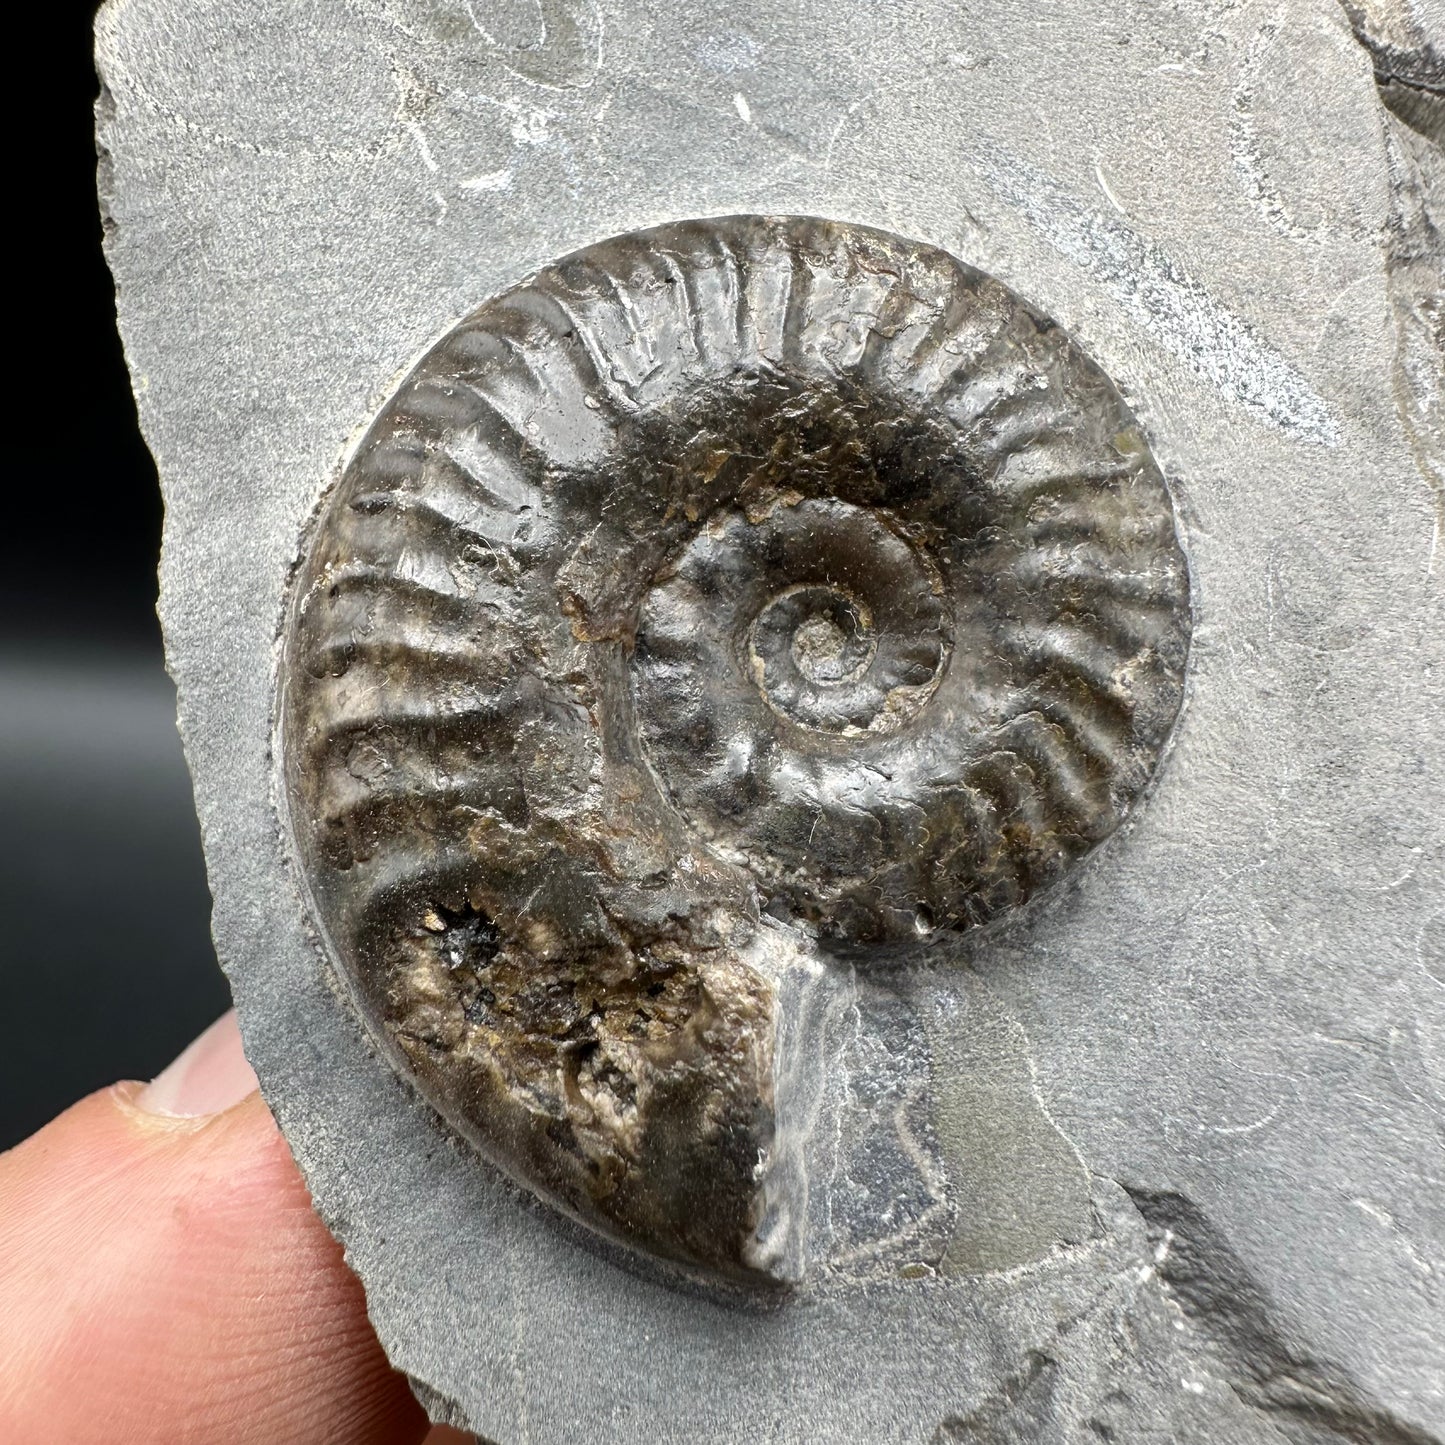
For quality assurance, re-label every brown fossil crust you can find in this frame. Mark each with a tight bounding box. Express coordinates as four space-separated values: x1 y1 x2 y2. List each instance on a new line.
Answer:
281 215 1192 1285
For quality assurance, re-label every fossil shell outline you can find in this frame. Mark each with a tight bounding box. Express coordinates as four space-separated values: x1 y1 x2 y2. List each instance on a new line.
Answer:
281 215 1192 1288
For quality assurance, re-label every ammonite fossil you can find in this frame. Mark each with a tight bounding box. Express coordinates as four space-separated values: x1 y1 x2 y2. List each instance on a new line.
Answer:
282 215 1191 1288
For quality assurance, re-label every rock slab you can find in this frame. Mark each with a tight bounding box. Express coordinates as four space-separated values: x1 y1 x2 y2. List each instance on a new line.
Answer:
97 1 1443 1440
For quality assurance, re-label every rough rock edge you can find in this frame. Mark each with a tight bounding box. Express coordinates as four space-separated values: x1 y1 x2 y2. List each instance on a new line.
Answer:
1341 0 1445 101
932 1186 1442 1444
1341 3 1445 538
408 1374 501 1445
1126 1188 1441 1445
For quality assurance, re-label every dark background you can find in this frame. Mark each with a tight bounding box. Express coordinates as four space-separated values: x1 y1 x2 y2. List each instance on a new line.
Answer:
0 1 227 1149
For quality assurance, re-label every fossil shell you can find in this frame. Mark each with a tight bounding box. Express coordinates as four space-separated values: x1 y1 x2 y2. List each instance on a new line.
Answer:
281 216 1191 1286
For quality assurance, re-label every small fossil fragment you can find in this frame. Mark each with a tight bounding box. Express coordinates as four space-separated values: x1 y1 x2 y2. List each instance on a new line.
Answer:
281 215 1192 1286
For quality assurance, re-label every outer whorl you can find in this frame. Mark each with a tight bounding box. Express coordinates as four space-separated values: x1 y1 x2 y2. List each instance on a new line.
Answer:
282 216 1191 1286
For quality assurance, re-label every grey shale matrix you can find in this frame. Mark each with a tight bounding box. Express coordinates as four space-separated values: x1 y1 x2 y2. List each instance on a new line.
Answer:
97 2 1443 1443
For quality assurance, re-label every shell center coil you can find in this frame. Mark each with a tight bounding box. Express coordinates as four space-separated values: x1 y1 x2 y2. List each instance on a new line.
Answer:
776 590 875 687
687 497 958 736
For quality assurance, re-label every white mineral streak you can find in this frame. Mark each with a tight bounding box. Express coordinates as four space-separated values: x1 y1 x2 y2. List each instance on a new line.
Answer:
979 147 1342 445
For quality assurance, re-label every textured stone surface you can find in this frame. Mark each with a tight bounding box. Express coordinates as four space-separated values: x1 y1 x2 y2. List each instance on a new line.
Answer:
97 0 1443 1440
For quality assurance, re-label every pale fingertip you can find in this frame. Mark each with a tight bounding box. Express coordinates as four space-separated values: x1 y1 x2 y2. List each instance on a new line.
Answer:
135 1009 259 1117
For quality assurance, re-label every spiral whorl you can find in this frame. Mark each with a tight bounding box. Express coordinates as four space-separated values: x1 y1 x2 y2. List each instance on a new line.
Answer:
282 216 1191 1285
